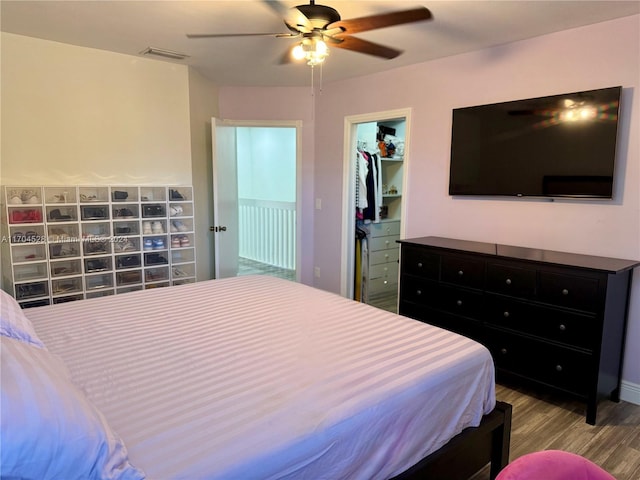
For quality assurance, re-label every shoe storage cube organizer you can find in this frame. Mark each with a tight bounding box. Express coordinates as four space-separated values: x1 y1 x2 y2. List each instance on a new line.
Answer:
2 185 196 307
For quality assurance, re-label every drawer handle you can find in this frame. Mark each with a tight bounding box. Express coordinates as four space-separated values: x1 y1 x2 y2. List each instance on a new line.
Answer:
562 288 569 296
384 254 389 259
500 348 508 355
458 270 464 276
383 280 388 285
505 278 512 285
555 365 563 372
503 311 510 318
416 289 422 296
417 262 423 268
385 241 390 246
456 299 463 307
559 324 566 331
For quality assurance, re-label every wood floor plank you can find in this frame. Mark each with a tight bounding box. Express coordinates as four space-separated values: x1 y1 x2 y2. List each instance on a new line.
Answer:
470 383 640 480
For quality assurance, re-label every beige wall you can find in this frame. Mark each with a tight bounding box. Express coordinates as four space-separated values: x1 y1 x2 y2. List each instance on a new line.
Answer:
187 67 219 281
1 33 192 185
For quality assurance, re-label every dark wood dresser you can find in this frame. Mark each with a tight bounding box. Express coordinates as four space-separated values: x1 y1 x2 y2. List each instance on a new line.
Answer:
398 236 639 424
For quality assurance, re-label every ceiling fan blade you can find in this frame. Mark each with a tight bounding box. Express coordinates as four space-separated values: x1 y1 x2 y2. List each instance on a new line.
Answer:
187 33 298 39
328 7 432 35
284 6 313 34
332 36 402 59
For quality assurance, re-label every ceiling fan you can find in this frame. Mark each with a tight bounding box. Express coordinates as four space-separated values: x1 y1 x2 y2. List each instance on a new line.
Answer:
187 0 432 65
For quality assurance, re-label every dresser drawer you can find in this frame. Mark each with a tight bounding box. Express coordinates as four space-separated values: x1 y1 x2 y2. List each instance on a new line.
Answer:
400 246 439 279
370 248 399 266
486 328 591 395
539 271 601 312
487 263 536 299
401 276 483 319
369 276 398 295
370 235 400 252
485 295 594 350
370 262 398 280
369 221 400 238
441 254 485 289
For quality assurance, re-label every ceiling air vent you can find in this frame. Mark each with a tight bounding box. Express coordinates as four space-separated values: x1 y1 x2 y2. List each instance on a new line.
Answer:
140 47 189 60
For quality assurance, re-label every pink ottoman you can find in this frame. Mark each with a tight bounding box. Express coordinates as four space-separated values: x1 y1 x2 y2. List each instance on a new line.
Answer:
496 450 616 480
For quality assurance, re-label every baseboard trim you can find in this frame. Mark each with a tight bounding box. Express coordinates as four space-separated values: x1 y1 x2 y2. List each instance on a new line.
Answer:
620 380 640 405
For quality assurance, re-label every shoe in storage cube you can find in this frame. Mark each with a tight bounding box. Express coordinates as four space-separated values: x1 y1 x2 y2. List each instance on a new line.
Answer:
81 204 110 221
145 266 169 282
116 270 142 286
142 219 167 234
140 187 166 202
142 204 166 218
46 206 77 222
12 244 46 263
113 237 139 253
53 294 84 304
169 202 192 217
47 224 79 242
168 187 191 201
116 253 141 270
10 225 45 244
144 252 168 266
45 187 76 204
49 241 81 259
113 204 138 219
79 187 109 203
117 285 143 294
83 238 112 256
6 187 42 205
15 281 48 300
172 264 195 279
52 277 83 296
113 220 139 236
84 256 112 273
85 272 113 290
111 186 138 202
170 233 192 248
170 218 192 233
51 259 82 277
9 206 43 224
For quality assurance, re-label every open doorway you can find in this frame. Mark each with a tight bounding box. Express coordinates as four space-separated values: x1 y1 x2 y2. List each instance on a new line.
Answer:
211 119 302 282
340 109 412 312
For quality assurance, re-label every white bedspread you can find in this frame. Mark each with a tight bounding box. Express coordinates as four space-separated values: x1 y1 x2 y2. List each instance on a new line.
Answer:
28 276 495 480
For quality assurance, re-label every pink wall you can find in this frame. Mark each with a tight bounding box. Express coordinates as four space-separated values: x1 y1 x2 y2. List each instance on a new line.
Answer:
219 16 640 388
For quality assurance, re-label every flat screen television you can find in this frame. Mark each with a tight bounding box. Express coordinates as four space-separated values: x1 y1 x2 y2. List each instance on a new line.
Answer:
449 86 622 199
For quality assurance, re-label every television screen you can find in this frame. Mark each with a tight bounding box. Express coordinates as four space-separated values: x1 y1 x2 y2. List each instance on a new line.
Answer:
449 86 622 198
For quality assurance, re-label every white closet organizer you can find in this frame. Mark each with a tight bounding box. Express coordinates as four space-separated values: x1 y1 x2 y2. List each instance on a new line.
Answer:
355 118 405 302
2 185 196 308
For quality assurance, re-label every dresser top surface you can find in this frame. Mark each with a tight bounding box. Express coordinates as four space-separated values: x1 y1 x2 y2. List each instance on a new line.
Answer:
399 236 640 273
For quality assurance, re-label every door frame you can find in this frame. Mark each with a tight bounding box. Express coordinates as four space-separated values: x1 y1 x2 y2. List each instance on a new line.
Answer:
339 108 412 298
212 118 303 282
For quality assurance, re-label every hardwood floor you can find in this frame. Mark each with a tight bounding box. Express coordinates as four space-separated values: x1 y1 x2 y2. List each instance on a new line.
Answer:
471 382 640 480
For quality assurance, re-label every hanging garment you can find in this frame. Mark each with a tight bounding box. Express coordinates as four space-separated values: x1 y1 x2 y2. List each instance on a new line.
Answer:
363 152 376 221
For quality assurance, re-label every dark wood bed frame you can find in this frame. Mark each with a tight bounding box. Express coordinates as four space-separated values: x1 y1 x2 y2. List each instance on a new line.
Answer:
392 401 512 480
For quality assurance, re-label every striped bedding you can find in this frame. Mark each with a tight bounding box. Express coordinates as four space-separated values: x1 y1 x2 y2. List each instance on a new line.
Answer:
27 275 495 480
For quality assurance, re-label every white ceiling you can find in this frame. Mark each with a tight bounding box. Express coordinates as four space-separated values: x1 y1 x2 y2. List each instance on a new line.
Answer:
2 1 639 87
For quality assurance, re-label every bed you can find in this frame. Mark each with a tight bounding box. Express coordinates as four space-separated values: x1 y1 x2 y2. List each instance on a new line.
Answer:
1 275 511 479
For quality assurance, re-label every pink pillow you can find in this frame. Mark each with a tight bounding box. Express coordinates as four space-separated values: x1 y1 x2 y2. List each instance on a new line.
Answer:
496 450 616 480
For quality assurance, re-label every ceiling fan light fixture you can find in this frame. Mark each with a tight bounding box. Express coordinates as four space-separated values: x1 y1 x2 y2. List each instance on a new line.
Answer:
293 37 329 66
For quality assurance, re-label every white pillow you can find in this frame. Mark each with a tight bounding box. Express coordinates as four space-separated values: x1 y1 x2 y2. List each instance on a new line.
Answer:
0 288 45 348
0 336 145 479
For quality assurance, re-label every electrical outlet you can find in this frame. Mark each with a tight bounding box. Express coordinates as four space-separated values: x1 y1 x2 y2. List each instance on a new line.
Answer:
315 198 322 210
314 266 321 278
